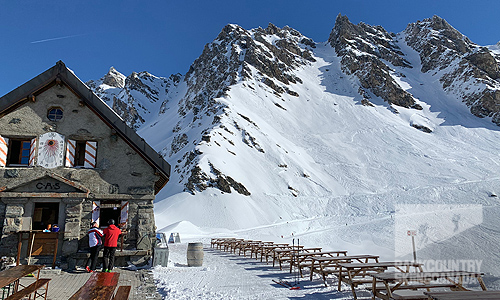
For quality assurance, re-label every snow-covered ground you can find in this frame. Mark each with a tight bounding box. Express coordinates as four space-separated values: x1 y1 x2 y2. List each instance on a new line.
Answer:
153 239 500 299
154 242 372 299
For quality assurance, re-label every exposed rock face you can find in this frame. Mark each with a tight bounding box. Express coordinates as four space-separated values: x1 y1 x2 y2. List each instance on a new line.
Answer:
172 23 316 195
180 23 315 118
328 14 419 109
102 67 126 88
87 68 182 129
405 15 500 124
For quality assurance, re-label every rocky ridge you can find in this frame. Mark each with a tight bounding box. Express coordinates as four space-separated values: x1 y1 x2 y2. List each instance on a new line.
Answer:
328 14 420 110
88 16 500 196
87 68 182 129
404 16 500 124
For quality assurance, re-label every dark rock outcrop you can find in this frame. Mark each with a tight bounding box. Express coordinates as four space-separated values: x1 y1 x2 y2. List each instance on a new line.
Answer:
405 15 500 125
329 14 418 109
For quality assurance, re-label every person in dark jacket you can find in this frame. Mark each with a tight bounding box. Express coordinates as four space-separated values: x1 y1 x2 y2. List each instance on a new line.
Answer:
102 219 122 272
85 221 103 272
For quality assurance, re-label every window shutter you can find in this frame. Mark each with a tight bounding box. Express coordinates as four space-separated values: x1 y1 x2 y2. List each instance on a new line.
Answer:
0 136 8 167
92 201 100 226
84 141 97 168
120 201 129 228
29 138 37 167
65 139 76 167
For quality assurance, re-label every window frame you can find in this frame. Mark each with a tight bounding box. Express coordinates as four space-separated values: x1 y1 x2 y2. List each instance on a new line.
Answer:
47 107 64 122
65 139 97 169
7 138 34 167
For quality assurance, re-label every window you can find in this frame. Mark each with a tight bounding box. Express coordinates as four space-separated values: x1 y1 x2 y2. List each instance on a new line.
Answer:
75 141 87 167
32 202 59 231
92 200 128 228
7 139 34 166
99 200 121 227
65 139 97 168
47 107 63 122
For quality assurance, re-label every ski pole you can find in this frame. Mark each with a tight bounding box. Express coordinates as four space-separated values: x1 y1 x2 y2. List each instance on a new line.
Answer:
297 238 300 284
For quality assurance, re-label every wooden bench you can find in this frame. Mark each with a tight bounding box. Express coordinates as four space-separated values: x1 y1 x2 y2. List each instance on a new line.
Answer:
0 265 45 299
69 272 120 300
368 283 458 292
425 290 500 299
5 278 51 300
113 285 131 300
371 271 487 300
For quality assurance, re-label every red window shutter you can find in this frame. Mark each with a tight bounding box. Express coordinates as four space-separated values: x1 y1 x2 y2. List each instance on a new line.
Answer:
0 136 8 167
84 141 97 168
29 138 37 167
92 201 100 226
120 201 129 228
65 139 76 167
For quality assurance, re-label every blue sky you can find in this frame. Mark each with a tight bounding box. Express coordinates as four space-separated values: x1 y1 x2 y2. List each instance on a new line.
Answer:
0 0 498 95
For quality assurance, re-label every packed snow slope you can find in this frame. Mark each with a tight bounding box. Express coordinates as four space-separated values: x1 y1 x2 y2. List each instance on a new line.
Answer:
89 15 500 275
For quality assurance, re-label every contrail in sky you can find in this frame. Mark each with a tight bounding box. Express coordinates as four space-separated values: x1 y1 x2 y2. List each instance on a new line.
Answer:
30 34 85 44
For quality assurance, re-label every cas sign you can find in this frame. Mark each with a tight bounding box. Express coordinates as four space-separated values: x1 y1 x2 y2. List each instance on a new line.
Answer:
37 132 65 169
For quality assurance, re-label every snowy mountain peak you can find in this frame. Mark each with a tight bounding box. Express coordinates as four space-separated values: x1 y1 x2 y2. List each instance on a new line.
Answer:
102 66 126 88
87 68 182 129
405 16 500 124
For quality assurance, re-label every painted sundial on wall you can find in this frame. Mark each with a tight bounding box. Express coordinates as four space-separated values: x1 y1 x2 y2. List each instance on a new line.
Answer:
37 132 65 168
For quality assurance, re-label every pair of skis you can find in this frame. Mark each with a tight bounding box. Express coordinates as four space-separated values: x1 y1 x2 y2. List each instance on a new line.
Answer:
272 279 300 290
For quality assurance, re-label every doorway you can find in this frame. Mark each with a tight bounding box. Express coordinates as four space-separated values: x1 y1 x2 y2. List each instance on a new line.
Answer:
99 200 121 227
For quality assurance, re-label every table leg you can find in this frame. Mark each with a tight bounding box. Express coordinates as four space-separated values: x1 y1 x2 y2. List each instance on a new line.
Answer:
478 275 488 291
337 268 343 291
310 260 315 281
16 232 22 266
348 270 358 300
52 233 59 269
372 277 376 300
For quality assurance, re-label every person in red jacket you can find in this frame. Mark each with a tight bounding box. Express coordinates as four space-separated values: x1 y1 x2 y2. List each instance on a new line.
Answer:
102 218 122 272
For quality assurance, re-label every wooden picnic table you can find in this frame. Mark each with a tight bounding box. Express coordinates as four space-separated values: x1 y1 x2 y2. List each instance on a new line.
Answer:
272 246 306 269
337 261 423 300
211 238 235 250
309 255 380 285
225 239 244 253
291 250 348 275
249 242 274 259
257 244 289 263
237 241 262 257
0 265 43 291
0 264 50 300
69 272 120 300
211 238 233 249
371 271 487 300
424 290 500 299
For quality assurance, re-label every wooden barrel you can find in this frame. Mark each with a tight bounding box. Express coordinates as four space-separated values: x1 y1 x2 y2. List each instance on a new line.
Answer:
187 242 204 267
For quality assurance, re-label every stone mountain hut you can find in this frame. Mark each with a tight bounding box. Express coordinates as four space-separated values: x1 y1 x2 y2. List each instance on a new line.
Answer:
0 61 171 269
